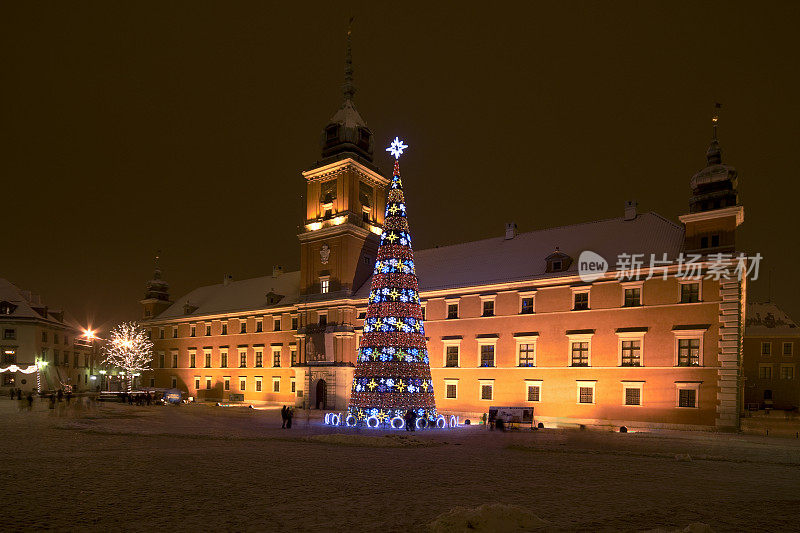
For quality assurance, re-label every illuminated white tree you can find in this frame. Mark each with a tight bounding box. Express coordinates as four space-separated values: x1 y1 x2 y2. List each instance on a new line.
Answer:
102 322 154 392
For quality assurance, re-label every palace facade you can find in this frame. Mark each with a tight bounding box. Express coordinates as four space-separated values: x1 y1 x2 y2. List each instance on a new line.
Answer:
141 50 747 430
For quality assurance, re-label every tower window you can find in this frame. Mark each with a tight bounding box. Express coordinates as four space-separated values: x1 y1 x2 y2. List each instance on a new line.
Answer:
325 124 339 141
711 234 720 247
700 236 708 248
320 278 330 294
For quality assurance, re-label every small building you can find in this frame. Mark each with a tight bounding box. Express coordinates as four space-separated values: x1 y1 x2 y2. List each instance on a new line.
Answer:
0 279 97 393
743 302 800 411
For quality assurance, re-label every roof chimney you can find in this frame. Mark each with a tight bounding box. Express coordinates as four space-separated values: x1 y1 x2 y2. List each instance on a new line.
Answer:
223 274 233 286
624 200 637 221
272 265 284 278
505 222 518 240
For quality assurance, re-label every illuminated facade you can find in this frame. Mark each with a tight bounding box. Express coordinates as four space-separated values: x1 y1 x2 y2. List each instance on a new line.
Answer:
141 48 748 430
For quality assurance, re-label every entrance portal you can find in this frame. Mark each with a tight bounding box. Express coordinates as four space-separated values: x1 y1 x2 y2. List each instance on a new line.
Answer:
316 379 327 410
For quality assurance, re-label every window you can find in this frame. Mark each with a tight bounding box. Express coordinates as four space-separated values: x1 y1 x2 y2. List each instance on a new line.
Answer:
220 351 228 368
54 334 59 344
711 234 720 247
172 327 178 338
221 323 228 335
678 388 697 408
273 377 280 392
577 382 595 404
190 325 196 337
623 288 641 307
447 303 458 319
256 320 263 333
171 352 178 368
255 350 263 367
274 318 281 331
53 350 59 366
1 348 16 365
291 378 296 393
205 324 211 336
573 291 589 311
291 316 298 330
479 381 494 401
517 339 537 367
520 293 535 314
239 377 246 391
223 377 230 391
759 364 772 380
680 282 700 303
204 352 211 368
783 342 793 356
623 383 643 406
159 328 165 339
42 331 48 343
255 377 262 392
3 328 16 340
571 342 590 367
481 299 495 317
194 377 200 390
444 345 459 368
318 313 327 326
290 348 297 366
205 377 212 390
273 348 281 367
445 379 458 399
677 338 700 366
620 340 641 367
240 321 247 334
320 278 330 294
780 365 795 380
171 377 177 389
761 342 772 356
158 352 165 368
239 351 247 368
526 381 542 402
480 344 495 367
189 352 196 368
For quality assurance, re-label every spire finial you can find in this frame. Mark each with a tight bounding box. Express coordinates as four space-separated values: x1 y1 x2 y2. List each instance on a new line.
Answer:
712 102 721 140
343 17 356 101
706 103 722 165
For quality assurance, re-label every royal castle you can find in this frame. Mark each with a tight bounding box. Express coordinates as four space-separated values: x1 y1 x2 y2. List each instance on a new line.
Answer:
141 40 747 430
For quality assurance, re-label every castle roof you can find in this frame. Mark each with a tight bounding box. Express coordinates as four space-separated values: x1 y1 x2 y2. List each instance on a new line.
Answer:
745 302 800 337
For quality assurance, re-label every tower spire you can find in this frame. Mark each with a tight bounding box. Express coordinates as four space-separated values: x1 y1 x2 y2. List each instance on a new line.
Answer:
343 17 355 101
706 102 722 165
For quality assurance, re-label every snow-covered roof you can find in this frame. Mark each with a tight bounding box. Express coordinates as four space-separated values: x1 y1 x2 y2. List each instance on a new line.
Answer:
156 271 301 320
329 99 366 129
745 302 800 337
0 278 81 329
355 212 685 297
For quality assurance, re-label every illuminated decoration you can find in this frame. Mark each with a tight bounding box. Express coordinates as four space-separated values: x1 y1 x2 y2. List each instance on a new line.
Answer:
345 414 357 427
449 415 459 428
385 136 408 159
345 138 439 426
0 364 38 374
102 322 154 392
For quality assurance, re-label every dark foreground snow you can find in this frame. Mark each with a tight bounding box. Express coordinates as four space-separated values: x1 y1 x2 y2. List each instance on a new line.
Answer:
3 400 799 531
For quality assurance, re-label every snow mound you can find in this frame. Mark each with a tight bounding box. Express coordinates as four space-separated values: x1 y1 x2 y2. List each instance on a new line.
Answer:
303 434 436 448
428 503 550 532
644 523 713 533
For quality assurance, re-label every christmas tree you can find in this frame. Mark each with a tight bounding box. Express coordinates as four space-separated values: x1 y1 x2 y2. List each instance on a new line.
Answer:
347 137 439 428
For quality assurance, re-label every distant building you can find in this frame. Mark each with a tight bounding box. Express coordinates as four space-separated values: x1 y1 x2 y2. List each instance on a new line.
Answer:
743 302 800 411
0 279 96 393
141 40 748 431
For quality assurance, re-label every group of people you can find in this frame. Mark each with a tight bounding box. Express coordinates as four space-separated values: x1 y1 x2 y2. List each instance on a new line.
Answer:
7 388 34 410
118 391 153 406
403 409 419 431
280 405 294 428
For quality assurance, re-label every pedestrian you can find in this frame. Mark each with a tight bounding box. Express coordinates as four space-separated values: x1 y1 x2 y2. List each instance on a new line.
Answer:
57 389 63 402
17 389 22 401
281 405 287 429
26 393 33 411
48 394 56 413
9 388 15 400
404 409 412 431
65 391 71 405
286 407 293 429
146 393 152 406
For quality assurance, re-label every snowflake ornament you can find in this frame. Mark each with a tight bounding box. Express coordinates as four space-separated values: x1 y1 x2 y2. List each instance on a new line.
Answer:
386 137 408 159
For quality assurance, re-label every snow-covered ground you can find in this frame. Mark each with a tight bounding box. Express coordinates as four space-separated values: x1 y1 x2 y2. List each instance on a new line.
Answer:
3 399 800 531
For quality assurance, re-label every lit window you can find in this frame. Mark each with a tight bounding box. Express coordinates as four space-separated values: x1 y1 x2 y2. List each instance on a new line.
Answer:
677 338 700 366
620 340 641 367
480 345 495 367
239 351 247 368
320 279 330 294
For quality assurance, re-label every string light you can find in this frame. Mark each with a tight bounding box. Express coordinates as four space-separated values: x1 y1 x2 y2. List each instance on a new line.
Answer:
102 322 154 392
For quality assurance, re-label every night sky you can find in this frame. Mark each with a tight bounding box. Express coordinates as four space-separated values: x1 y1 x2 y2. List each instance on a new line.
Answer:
3 2 798 332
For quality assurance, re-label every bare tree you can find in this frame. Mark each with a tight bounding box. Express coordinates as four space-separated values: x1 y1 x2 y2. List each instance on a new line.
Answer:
102 322 154 392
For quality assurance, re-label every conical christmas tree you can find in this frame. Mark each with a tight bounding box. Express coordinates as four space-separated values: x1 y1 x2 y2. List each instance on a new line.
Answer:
348 137 438 427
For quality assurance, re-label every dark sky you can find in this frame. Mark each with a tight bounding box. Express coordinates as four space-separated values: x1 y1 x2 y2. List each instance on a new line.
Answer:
3 2 799 333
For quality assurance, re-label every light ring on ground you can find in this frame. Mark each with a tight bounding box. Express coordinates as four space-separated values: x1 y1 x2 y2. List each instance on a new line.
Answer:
366 416 380 428
390 416 405 429
324 413 331 425
449 415 458 428
330 413 340 426
345 414 357 427
436 415 446 428
415 417 426 429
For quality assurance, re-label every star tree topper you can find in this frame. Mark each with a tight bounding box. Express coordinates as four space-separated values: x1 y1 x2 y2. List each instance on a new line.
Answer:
386 137 408 159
